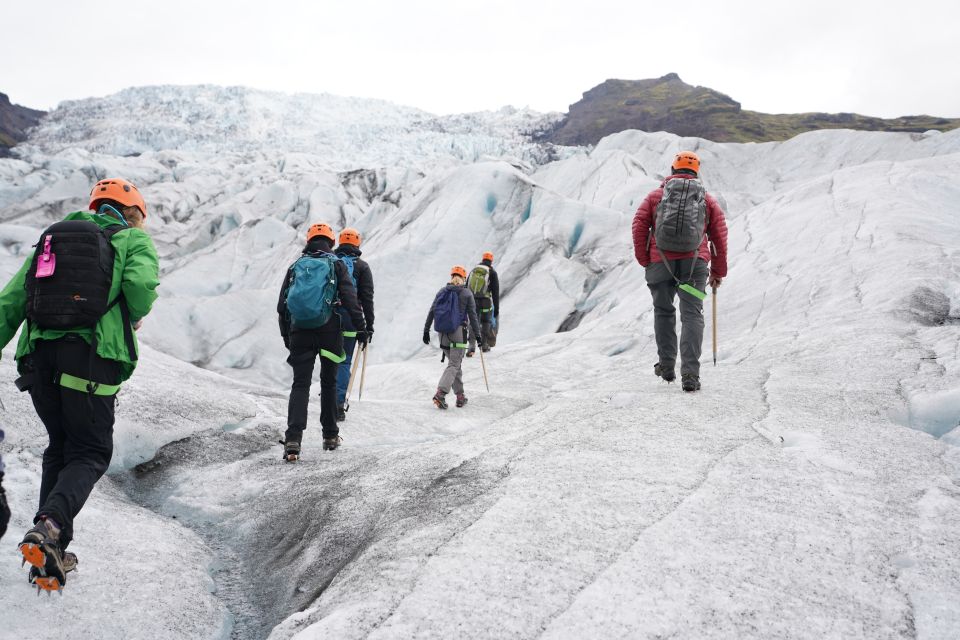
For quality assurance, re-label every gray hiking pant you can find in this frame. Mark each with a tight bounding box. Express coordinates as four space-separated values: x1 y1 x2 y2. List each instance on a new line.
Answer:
437 327 468 395
646 258 709 377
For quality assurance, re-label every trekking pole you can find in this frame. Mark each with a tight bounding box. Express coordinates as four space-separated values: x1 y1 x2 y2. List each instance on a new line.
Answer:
344 342 362 407
478 347 490 392
712 286 718 367
358 343 369 400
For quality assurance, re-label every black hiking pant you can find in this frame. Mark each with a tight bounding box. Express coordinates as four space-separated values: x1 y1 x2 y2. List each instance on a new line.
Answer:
21 337 119 550
286 329 342 443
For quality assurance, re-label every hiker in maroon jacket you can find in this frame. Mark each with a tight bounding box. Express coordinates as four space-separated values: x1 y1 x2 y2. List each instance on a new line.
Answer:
632 151 728 392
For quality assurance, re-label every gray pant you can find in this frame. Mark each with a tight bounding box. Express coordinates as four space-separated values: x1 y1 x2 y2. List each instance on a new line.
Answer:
438 327 467 395
645 258 709 377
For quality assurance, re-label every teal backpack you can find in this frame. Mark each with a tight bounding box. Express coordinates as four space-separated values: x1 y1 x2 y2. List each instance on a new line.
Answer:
286 254 339 329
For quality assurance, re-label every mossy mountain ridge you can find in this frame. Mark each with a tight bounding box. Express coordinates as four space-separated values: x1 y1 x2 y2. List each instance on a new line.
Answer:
0 92 45 157
543 73 960 145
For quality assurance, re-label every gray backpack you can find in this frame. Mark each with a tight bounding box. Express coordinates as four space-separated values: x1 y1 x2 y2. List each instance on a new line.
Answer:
653 178 708 253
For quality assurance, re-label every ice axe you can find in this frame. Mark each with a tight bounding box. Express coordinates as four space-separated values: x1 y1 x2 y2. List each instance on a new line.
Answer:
358 342 369 399
712 285 718 367
344 341 362 408
478 346 490 393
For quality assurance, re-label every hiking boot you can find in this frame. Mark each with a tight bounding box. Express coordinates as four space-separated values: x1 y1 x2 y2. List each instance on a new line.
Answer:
280 439 301 462
681 374 701 392
29 551 77 584
336 405 346 422
323 436 343 451
20 516 67 592
654 362 675 383
466 350 475 358
481 346 491 353
432 391 448 410
455 394 468 408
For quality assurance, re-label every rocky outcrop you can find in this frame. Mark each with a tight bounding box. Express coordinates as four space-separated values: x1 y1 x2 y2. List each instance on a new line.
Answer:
0 92 45 157
543 74 960 145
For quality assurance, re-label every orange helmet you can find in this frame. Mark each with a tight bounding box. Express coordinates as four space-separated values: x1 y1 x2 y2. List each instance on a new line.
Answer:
89 178 147 217
338 228 361 246
450 265 467 278
672 151 700 174
306 223 335 243
482 251 494 262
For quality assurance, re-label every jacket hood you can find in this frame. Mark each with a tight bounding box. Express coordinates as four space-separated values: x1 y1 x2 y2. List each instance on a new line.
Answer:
336 244 363 258
660 173 699 187
303 238 334 255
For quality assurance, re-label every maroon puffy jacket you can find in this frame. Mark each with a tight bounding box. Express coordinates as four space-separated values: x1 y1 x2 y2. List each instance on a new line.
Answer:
632 174 729 278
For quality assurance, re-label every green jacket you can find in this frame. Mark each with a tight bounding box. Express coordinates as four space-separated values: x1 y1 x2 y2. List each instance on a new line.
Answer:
0 211 160 382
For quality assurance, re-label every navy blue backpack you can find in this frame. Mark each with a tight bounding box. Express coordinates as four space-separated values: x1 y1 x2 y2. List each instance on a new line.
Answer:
433 288 465 334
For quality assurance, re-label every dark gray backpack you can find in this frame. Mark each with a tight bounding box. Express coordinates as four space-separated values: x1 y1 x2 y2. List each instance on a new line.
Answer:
653 178 708 253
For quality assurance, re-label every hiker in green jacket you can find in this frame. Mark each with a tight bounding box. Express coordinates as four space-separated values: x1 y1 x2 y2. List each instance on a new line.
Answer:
0 178 159 593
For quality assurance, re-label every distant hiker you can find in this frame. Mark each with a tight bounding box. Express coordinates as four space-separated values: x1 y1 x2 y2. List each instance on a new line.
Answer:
278 223 367 460
334 228 375 422
423 265 482 409
466 251 500 356
0 178 159 592
632 151 728 392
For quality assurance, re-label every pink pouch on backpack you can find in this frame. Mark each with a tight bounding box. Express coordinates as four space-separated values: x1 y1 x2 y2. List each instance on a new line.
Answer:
35 235 56 278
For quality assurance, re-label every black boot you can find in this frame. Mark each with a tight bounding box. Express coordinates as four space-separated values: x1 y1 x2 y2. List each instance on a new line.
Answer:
336 405 346 422
654 362 675 382
681 373 701 392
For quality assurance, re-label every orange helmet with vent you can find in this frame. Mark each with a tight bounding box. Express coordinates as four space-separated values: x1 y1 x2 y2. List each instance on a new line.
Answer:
482 251 494 262
89 178 147 217
339 228 361 246
672 151 700 174
450 265 467 278
306 223 335 243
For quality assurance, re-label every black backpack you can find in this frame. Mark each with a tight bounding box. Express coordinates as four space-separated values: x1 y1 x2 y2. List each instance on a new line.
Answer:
25 219 126 329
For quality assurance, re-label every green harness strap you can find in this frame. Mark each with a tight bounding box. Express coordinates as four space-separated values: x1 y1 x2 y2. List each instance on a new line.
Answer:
320 349 347 363
342 330 358 338
678 283 707 301
58 373 121 396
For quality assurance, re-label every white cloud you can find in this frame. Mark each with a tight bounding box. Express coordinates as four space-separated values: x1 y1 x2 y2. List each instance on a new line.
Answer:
3 0 958 118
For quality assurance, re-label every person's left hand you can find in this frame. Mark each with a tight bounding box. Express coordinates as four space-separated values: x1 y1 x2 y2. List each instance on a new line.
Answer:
133 319 144 331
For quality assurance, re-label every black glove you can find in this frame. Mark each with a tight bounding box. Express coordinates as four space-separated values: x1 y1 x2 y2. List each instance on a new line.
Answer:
422 329 430 345
356 330 369 347
0 473 10 541
282 334 290 349
365 328 373 345
477 335 485 348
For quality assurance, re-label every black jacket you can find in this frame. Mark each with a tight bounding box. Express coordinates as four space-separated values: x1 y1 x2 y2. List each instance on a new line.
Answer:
424 284 481 340
334 244 375 332
475 259 500 318
278 241 367 340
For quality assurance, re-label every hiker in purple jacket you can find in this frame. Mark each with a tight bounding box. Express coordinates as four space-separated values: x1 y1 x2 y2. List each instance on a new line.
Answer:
423 265 482 409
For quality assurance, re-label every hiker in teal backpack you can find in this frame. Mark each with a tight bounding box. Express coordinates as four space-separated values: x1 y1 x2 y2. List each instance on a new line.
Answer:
278 223 367 460
467 251 500 356
423 265 482 409
334 228 375 421
0 178 159 592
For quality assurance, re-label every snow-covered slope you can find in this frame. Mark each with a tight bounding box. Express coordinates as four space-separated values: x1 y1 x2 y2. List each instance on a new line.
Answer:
1 86 959 639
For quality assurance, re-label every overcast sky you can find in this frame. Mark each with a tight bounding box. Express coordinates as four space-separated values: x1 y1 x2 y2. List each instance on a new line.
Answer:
3 0 958 118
